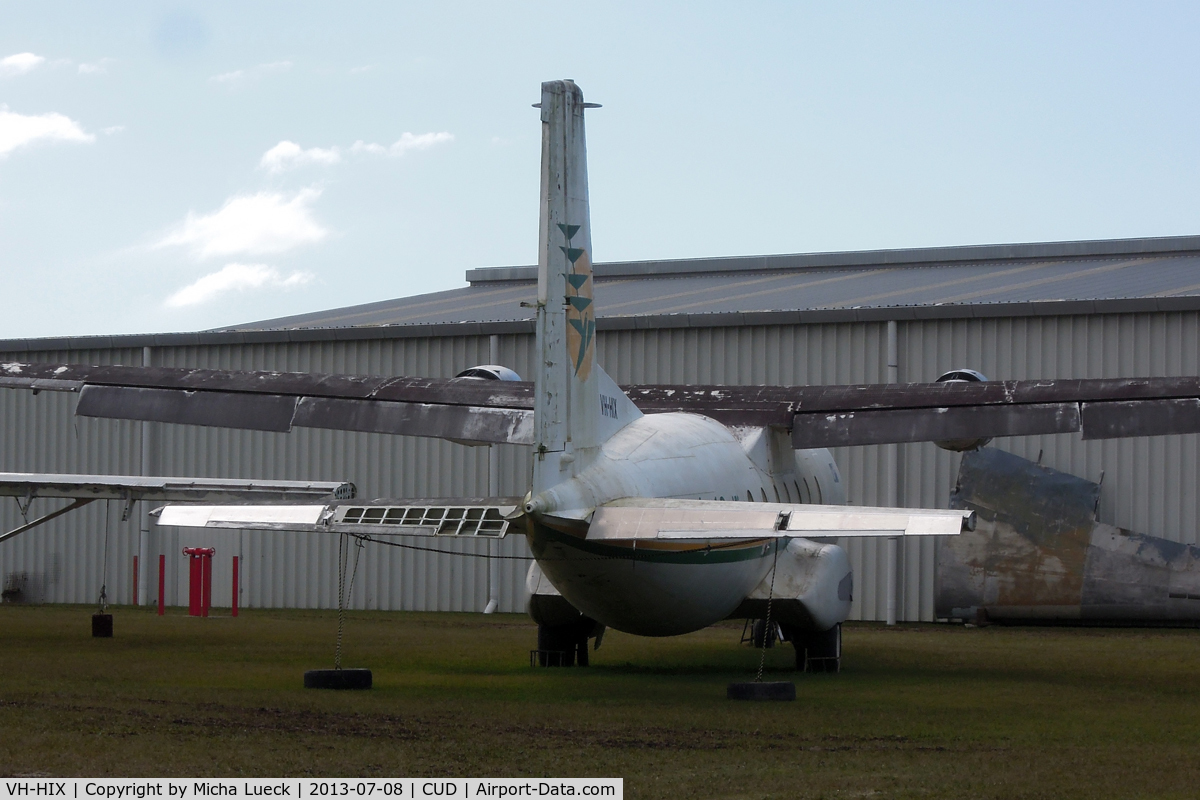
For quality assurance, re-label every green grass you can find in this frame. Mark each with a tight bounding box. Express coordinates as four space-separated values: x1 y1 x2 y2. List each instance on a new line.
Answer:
2 604 1199 799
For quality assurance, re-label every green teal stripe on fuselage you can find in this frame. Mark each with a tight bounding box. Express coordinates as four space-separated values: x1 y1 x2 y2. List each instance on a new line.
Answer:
529 517 776 565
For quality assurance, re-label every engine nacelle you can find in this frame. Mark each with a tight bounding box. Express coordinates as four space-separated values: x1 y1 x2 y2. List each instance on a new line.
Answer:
454 365 523 382
934 368 990 452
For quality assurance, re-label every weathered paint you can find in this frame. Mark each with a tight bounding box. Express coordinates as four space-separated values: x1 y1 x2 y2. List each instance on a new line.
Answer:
938 446 1200 622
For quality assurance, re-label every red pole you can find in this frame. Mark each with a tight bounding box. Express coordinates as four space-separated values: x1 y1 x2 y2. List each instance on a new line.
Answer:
187 553 201 616
231 556 239 618
201 552 212 618
157 554 165 616
182 548 216 617
132 555 139 605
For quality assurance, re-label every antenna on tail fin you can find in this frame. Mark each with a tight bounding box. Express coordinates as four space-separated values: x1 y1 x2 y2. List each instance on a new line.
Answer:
531 80 641 497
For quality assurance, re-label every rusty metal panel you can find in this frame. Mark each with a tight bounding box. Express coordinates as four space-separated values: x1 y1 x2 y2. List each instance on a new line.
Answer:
938 446 1200 623
791 402 1081 448
1081 398 1200 439
293 396 534 445
939 447 1098 615
77 385 299 432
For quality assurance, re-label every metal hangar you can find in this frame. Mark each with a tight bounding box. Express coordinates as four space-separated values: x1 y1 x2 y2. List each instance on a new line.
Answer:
3 233 1200 623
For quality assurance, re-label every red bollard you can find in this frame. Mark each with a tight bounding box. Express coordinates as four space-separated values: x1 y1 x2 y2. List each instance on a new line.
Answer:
231 556 239 618
183 547 215 617
158 554 165 616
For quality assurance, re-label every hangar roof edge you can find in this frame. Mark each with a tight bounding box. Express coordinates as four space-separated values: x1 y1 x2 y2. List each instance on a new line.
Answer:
3 296 1200 355
4 234 1200 354
465 234 1200 283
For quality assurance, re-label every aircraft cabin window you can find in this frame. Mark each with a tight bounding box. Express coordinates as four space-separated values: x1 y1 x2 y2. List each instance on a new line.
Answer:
773 484 781 503
745 490 754 502
802 477 812 504
759 488 768 503
814 476 823 504
782 481 793 503
793 480 804 504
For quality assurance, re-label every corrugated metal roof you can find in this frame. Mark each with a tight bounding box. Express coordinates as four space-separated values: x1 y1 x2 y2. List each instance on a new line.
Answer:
232 235 1200 332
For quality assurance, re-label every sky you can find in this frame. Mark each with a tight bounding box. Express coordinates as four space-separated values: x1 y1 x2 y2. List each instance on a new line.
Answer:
2 1 1199 339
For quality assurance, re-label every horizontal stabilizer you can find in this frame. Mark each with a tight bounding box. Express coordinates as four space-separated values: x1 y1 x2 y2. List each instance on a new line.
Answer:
0 472 356 502
155 498 523 537
587 498 971 540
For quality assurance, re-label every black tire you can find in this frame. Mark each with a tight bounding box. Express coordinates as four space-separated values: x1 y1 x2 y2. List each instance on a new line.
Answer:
303 668 373 689
91 613 113 638
751 619 777 649
727 681 796 701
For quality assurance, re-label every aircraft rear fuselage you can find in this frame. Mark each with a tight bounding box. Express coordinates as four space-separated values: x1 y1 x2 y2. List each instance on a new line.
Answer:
528 411 845 635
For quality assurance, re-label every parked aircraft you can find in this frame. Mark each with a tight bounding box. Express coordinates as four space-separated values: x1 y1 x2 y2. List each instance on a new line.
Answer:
6 80 1200 672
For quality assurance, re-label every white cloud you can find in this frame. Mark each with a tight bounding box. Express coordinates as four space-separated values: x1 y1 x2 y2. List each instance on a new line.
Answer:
0 52 45 77
210 60 292 86
155 188 327 258
260 140 342 173
78 58 114 75
0 105 94 158
101 125 125 135
165 263 313 308
350 131 454 158
258 132 452 173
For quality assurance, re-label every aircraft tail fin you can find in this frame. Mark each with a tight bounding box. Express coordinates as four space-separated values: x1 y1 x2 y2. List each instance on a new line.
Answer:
532 80 641 496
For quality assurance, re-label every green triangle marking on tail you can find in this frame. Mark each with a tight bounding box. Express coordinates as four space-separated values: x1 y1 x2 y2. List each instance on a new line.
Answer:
566 273 590 290
567 295 592 311
557 223 581 240
559 246 586 263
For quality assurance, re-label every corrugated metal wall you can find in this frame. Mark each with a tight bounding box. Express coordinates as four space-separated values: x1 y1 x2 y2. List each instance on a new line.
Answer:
3 310 1199 622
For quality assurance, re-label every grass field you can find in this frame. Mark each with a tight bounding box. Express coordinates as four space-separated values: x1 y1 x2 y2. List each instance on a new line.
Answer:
2 605 1199 799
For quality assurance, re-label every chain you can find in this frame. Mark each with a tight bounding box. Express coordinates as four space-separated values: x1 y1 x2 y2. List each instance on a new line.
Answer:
346 534 365 600
335 533 348 670
755 540 780 683
97 499 111 613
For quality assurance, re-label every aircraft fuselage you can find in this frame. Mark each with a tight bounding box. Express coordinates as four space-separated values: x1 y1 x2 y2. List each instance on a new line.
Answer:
527 412 847 636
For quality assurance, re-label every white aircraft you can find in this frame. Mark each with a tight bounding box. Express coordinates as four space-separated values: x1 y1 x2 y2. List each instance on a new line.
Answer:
5 80 1200 673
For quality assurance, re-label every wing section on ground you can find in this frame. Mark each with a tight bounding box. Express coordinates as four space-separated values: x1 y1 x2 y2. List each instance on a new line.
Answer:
626 377 1200 447
154 497 524 538
586 497 972 540
0 362 535 446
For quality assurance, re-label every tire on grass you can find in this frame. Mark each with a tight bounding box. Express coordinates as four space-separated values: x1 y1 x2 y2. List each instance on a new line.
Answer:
303 668 373 689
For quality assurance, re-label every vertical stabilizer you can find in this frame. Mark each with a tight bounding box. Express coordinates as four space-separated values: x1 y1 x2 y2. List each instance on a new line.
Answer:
532 80 641 496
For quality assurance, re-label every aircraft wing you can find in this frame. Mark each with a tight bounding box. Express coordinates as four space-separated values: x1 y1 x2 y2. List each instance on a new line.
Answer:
586 498 972 541
6 360 1200 448
626 377 1200 447
0 361 535 446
